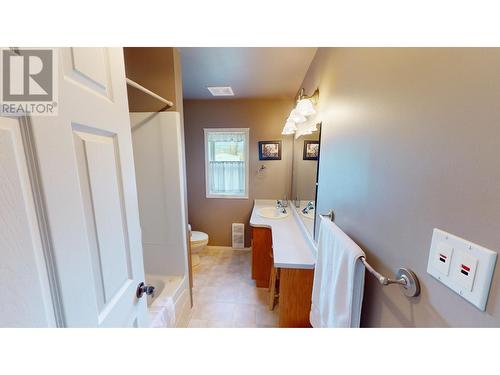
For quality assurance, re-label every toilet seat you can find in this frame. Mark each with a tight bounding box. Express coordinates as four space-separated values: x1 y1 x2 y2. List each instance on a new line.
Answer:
190 231 208 268
191 231 208 244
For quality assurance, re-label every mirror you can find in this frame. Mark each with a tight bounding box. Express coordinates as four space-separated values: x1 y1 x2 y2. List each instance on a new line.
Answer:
291 124 321 239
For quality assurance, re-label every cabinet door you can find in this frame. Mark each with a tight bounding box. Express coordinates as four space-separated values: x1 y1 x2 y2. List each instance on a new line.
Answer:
251 227 273 288
278 268 314 328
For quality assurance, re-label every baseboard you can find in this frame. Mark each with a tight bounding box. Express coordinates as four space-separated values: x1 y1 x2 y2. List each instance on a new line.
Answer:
205 245 251 252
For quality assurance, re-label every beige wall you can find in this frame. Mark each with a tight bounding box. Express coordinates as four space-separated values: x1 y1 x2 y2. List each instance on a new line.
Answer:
124 47 179 112
302 48 500 327
184 99 295 246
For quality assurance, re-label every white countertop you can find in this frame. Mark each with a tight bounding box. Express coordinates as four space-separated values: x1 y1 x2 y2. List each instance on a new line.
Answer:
294 200 315 237
250 200 316 269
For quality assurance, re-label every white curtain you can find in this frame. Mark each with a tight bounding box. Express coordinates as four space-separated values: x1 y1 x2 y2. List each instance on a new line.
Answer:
207 131 246 196
209 161 245 194
207 132 246 143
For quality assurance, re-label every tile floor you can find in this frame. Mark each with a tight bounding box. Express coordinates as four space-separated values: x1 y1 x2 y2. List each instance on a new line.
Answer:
184 247 279 328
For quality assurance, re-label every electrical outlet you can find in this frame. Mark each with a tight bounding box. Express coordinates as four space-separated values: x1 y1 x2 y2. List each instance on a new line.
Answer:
427 228 497 311
432 242 454 276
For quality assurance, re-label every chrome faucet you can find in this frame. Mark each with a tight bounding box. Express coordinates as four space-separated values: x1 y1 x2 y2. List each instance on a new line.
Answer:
302 200 315 214
276 199 288 214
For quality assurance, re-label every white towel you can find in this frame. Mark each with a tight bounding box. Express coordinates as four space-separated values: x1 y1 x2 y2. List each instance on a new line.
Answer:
310 216 366 328
149 296 176 328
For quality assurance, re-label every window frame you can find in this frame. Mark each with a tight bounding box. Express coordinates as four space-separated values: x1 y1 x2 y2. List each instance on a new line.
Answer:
204 127 250 199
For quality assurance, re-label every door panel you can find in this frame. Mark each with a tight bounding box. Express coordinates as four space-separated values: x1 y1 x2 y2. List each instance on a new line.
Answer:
0 117 56 327
71 48 108 89
30 48 147 327
73 127 133 309
62 47 112 99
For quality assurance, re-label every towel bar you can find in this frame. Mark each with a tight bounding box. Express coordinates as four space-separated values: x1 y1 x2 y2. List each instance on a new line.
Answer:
320 209 420 297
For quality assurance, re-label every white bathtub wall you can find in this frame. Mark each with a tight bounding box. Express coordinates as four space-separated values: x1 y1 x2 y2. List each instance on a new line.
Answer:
130 112 189 277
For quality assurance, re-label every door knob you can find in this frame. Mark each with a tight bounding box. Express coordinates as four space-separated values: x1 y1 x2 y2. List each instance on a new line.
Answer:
136 282 155 299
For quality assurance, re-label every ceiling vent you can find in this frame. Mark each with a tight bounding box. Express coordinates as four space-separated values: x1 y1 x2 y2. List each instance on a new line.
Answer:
207 86 234 96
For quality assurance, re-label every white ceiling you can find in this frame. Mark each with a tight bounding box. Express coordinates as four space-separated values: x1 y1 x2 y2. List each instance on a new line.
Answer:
180 48 317 99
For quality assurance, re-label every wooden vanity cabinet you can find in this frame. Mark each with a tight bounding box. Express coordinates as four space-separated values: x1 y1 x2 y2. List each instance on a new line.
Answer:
278 268 314 327
251 227 273 288
251 226 314 327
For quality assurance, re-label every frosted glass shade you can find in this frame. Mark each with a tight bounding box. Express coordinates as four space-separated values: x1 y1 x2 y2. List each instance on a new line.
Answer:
289 109 307 124
282 120 297 135
296 98 316 116
284 120 297 131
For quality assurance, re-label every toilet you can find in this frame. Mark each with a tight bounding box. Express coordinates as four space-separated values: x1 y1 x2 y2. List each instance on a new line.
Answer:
190 228 209 267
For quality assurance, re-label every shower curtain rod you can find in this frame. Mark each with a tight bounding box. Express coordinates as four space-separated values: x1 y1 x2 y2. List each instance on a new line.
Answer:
126 78 174 109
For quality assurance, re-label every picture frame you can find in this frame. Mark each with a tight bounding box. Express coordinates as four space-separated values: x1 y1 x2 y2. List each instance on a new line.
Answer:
258 140 282 160
303 140 320 160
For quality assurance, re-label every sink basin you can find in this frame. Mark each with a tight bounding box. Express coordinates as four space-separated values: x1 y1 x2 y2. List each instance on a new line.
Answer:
300 208 315 220
257 206 289 219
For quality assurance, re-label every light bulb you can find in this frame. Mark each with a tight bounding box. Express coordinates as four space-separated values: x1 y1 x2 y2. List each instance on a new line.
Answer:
296 98 316 116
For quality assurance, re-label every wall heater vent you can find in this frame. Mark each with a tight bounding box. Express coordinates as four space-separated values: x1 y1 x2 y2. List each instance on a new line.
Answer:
232 223 245 249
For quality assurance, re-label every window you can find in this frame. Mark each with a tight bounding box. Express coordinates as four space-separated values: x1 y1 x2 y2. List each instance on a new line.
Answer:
204 128 249 199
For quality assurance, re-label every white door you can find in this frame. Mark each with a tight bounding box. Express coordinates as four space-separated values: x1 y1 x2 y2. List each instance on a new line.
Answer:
28 48 148 327
0 116 57 327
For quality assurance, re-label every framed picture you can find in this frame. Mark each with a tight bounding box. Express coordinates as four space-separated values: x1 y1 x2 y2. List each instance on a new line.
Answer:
258 140 282 160
303 140 320 160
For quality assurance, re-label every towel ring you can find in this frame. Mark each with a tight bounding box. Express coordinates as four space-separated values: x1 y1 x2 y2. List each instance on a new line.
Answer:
320 209 421 297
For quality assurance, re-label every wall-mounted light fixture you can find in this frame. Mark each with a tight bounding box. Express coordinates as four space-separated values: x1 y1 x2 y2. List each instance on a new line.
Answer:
282 88 320 135
295 88 319 116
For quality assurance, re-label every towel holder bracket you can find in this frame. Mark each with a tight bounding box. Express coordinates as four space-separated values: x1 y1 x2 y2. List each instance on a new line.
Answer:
320 209 335 222
360 257 420 297
395 268 420 297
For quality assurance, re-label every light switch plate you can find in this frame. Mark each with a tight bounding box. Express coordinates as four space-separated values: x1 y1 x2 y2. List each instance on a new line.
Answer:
427 228 497 311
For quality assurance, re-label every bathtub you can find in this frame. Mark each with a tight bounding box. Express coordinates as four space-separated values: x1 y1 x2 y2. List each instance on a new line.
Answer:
145 274 189 328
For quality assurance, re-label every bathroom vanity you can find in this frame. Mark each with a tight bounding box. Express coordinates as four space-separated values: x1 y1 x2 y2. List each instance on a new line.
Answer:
250 123 320 328
250 200 316 328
